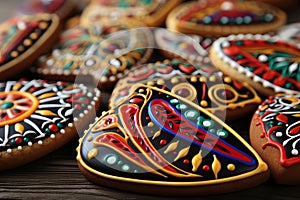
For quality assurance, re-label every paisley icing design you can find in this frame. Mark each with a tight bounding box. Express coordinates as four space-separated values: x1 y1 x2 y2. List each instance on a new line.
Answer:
77 84 268 195
35 23 152 88
0 79 100 152
80 0 182 27
0 14 60 80
110 60 261 120
166 0 286 36
255 94 300 167
211 34 300 95
278 23 300 44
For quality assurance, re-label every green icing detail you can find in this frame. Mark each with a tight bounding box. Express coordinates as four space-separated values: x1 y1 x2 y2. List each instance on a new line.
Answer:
0 102 14 109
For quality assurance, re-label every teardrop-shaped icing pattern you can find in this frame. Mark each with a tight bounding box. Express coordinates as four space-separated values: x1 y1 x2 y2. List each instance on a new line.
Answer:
35 22 153 89
278 22 300 44
253 94 300 168
0 80 100 154
210 34 300 96
0 14 60 80
77 84 269 195
110 60 261 120
166 0 286 36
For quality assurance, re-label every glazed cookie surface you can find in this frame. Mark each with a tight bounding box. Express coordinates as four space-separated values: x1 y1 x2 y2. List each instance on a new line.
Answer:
35 22 153 90
80 0 182 27
210 34 300 96
0 14 61 81
0 79 100 171
78 84 269 196
166 0 286 36
250 94 300 184
110 60 261 120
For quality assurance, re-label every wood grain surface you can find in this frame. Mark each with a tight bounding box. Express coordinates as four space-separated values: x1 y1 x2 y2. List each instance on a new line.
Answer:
0 1 300 199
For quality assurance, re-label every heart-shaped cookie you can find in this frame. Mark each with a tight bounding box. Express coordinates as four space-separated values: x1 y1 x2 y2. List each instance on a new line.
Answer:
210 34 300 96
77 84 269 195
166 0 286 36
0 14 61 81
0 79 100 171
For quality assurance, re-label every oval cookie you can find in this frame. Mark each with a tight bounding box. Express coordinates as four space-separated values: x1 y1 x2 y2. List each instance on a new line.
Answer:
77 84 269 196
0 14 61 81
210 34 300 96
80 0 182 27
0 79 100 171
166 0 286 36
250 94 300 184
35 22 153 90
110 60 260 120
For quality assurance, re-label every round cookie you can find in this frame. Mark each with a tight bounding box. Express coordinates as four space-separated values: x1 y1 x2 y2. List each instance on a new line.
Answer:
154 28 215 63
250 94 300 184
210 34 300 96
16 0 77 20
0 79 101 171
80 0 182 27
0 14 61 81
277 22 300 44
77 84 269 196
34 21 153 90
110 60 261 121
166 0 287 37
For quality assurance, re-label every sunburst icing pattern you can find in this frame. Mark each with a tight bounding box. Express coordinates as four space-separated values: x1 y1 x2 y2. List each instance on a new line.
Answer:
0 79 100 152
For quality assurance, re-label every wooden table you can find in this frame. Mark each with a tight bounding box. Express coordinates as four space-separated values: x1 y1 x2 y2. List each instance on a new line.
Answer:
1 1 300 199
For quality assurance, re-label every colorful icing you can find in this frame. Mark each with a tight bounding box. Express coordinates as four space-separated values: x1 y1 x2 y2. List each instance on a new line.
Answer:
255 94 300 167
0 80 100 152
77 85 268 186
278 23 300 44
212 34 300 94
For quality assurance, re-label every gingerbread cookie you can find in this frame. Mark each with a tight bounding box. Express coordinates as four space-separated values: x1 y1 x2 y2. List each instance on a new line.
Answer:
16 0 77 20
250 94 300 184
166 0 286 36
277 22 300 44
210 34 300 96
34 21 153 90
0 14 61 81
80 0 182 27
77 84 269 196
110 60 260 121
0 79 100 171
154 28 215 63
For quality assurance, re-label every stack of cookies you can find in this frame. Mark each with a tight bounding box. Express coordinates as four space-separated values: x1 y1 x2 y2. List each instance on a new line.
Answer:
1 0 299 196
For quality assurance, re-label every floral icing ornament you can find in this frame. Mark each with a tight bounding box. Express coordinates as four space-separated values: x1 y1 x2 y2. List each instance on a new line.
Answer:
210 34 300 96
77 85 269 195
80 0 182 27
35 22 153 90
250 94 300 184
0 79 100 171
0 14 61 81
110 60 261 120
166 0 286 36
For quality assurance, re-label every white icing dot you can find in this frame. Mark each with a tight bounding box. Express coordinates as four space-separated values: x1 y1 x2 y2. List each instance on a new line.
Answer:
276 132 283 137
258 54 268 62
88 105 92 110
84 110 88 114
203 120 212 127
17 21 26 30
46 59 55 66
79 113 84 118
74 117 78 122
7 149 12 153
60 129 65 134
93 97 98 101
221 41 230 48
91 101 95 105
17 146 22 150
38 140 43 145
68 123 73 127
50 134 55 139
221 1 234 10
292 149 298 155
28 142 33 146
87 92 93 97
107 156 117 165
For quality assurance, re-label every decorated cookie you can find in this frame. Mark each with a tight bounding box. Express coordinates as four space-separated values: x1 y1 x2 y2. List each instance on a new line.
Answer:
110 60 260 120
34 22 153 90
0 79 101 171
166 0 286 36
209 34 300 96
277 22 300 44
16 0 77 20
0 14 61 81
250 94 300 184
154 28 215 63
77 84 269 195
80 0 182 27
